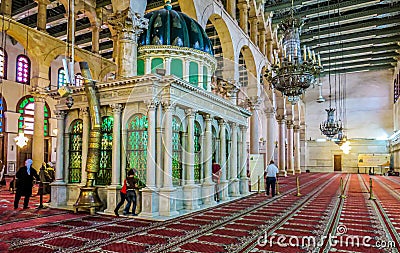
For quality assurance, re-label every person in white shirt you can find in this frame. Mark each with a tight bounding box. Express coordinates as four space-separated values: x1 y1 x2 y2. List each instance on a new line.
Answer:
265 160 279 197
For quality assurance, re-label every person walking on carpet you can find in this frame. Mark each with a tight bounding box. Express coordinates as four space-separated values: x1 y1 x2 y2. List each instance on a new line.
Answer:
123 169 139 216
14 159 40 209
114 177 127 217
265 160 279 197
212 159 222 202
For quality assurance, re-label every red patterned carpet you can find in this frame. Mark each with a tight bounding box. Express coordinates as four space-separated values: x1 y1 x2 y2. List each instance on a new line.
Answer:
1 173 399 253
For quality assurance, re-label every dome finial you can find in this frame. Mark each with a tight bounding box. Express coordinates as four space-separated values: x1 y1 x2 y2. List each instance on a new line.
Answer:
164 0 172 10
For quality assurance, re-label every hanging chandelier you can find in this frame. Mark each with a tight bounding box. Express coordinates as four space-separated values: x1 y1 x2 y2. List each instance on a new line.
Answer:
265 8 322 104
320 108 340 138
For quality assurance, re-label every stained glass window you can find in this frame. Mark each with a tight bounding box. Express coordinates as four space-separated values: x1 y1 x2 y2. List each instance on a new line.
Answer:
17 96 50 136
58 68 67 88
172 117 182 186
194 121 202 183
75 73 84 86
0 48 7 79
97 116 113 185
16 55 30 85
68 120 83 183
0 95 6 133
127 114 148 184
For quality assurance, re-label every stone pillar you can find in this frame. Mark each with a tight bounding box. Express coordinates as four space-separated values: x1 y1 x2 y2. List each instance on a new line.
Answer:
294 125 301 174
239 125 249 195
265 108 275 162
219 120 229 200
159 101 178 216
286 120 294 175
266 39 273 64
184 60 190 82
80 108 90 185
229 123 240 196
156 102 163 188
0 0 12 17
105 104 123 214
249 98 261 154
51 110 67 208
249 17 259 45
226 0 236 19
140 100 160 218
165 58 171 75
32 93 45 170
183 109 199 210
277 115 287 176
259 29 266 55
91 24 100 54
238 1 249 35
36 0 50 32
202 114 215 205
108 9 148 78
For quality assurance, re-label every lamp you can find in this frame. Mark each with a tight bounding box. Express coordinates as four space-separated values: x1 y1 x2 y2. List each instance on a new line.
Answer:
265 0 322 104
320 108 340 138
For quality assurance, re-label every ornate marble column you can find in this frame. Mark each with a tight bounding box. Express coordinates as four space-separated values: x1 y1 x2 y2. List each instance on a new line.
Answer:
36 0 50 32
80 108 90 186
219 120 229 200
259 29 266 55
202 114 215 205
286 120 294 175
266 39 273 64
277 115 287 176
156 102 163 188
249 17 259 45
159 101 178 216
239 125 249 195
249 98 261 154
183 109 199 210
265 108 276 162
51 110 67 208
294 124 301 174
141 100 160 218
105 104 123 214
229 123 240 196
226 0 236 19
32 93 45 170
238 1 249 35
108 9 148 78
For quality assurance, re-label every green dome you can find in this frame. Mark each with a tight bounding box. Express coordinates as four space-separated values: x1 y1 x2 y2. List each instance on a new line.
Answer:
139 5 213 55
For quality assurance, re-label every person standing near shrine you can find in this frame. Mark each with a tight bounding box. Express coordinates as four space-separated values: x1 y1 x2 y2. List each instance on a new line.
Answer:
114 178 127 217
14 159 40 209
212 159 222 202
124 169 138 216
265 160 279 197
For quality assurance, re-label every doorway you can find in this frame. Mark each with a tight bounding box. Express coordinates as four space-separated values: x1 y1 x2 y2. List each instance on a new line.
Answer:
334 155 342 171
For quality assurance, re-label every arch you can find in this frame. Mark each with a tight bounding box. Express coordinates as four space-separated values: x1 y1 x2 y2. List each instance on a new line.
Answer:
68 119 83 183
178 0 198 21
16 54 31 85
16 95 51 136
0 47 8 79
97 116 113 186
172 116 183 186
207 14 234 61
126 113 148 184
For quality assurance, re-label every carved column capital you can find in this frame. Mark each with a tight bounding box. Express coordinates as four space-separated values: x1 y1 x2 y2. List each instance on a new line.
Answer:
107 8 149 41
293 125 300 132
184 108 197 117
276 114 286 123
144 99 159 110
80 107 89 116
54 110 66 119
161 100 176 111
286 120 294 128
110 103 124 113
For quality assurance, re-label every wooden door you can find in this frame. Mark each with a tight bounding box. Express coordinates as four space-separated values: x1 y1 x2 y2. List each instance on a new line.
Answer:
334 155 342 171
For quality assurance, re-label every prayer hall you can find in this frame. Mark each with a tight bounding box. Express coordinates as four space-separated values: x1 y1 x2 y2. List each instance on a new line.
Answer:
0 0 400 252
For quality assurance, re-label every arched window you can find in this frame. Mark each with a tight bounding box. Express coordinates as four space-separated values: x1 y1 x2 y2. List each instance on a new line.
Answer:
189 62 199 86
0 48 7 79
17 96 50 136
75 73 84 86
97 116 113 185
58 68 67 88
172 117 182 186
16 55 30 85
194 121 202 183
68 120 83 183
127 114 148 184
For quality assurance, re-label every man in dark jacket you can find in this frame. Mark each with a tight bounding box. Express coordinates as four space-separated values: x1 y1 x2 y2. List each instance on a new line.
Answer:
14 159 40 209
